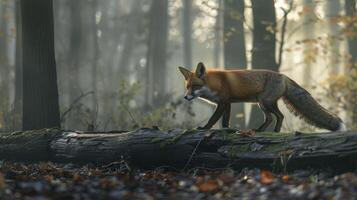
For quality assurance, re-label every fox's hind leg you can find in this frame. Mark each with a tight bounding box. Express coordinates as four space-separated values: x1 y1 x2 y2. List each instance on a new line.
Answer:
255 103 273 132
256 75 286 132
269 102 284 132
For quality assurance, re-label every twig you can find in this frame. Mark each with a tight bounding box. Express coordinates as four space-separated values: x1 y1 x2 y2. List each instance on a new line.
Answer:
60 91 94 123
119 102 140 128
277 1 294 68
182 137 204 171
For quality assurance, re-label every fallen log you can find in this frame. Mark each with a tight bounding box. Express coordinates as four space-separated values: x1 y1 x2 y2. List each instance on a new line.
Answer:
0 128 356 171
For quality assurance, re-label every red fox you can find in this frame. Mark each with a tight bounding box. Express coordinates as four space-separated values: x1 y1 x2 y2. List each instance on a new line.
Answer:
178 62 346 132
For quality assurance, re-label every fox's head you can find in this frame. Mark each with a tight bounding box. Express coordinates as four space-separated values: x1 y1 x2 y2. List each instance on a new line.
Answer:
178 62 209 101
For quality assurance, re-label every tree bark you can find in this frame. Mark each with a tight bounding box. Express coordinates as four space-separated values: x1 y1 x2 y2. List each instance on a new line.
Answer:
223 0 247 129
13 0 22 130
90 0 99 131
21 0 60 130
345 0 357 124
326 0 341 75
302 0 315 86
0 128 355 171
248 0 277 130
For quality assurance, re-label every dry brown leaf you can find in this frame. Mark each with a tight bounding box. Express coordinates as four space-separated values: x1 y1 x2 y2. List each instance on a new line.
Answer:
260 170 274 185
282 175 291 183
197 180 219 193
240 130 256 137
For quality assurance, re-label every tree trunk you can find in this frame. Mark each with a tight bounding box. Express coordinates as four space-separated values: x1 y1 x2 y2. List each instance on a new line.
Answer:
0 128 355 171
145 0 169 108
118 0 141 77
248 0 277 130
183 0 192 68
13 0 22 130
326 0 341 75
0 3 11 131
302 0 315 86
90 0 99 131
345 0 357 125
213 0 223 67
21 0 60 130
223 0 246 129
67 0 83 129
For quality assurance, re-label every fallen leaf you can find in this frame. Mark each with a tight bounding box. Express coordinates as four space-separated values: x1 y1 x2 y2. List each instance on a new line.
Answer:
219 172 235 185
282 175 291 183
240 130 256 137
260 170 274 185
197 180 219 193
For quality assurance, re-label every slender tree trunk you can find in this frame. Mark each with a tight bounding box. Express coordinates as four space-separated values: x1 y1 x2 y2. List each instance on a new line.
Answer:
21 0 60 130
302 0 315 86
118 0 140 77
248 0 277 130
90 0 99 131
183 0 192 68
326 0 341 75
145 0 169 107
13 0 22 130
345 0 357 125
223 0 246 128
0 3 11 130
213 0 223 67
67 0 82 129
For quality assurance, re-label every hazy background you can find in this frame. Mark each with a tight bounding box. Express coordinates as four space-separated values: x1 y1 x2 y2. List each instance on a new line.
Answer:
0 0 355 132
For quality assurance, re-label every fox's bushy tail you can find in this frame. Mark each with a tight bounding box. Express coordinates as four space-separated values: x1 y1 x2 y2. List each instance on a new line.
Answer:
282 78 345 131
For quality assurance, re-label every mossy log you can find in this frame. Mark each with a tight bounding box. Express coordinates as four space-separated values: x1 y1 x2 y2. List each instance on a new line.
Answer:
0 128 356 171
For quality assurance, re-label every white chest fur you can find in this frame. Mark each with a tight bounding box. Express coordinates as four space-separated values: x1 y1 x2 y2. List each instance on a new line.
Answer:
195 86 220 104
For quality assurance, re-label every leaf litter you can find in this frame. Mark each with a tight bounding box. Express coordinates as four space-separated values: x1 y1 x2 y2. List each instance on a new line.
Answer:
0 161 357 199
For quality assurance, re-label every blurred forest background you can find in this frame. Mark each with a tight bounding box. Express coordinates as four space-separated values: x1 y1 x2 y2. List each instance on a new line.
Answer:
0 0 356 132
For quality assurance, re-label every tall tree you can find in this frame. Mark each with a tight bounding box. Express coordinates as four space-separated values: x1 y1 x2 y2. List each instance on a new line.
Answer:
118 0 141 77
21 0 60 130
223 0 246 128
67 0 83 129
183 0 192 68
345 0 357 124
213 0 223 67
14 0 22 130
145 0 169 107
302 0 315 86
90 0 99 130
326 0 341 74
248 0 277 129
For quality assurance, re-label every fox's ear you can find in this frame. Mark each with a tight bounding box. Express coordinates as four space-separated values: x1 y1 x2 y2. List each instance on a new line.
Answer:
196 62 206 78
178 66 192 80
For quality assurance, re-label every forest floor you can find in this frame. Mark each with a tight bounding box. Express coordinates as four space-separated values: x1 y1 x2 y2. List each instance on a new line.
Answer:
0 161 356 200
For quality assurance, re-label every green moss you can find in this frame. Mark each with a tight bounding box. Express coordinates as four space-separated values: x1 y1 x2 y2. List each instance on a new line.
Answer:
226 144 250 157
150 129 197 147
0 128 60 139
256 132 291 137
261 144 284 152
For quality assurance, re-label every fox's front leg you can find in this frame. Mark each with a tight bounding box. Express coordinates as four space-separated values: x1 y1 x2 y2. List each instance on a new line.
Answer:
221 103 231 128
198 103 228 129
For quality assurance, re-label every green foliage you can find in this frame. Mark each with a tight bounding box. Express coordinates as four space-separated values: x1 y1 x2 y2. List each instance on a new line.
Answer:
111 80 195 131
63 80 196 131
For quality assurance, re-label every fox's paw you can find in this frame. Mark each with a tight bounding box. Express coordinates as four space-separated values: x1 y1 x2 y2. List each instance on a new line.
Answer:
196 126 210 130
